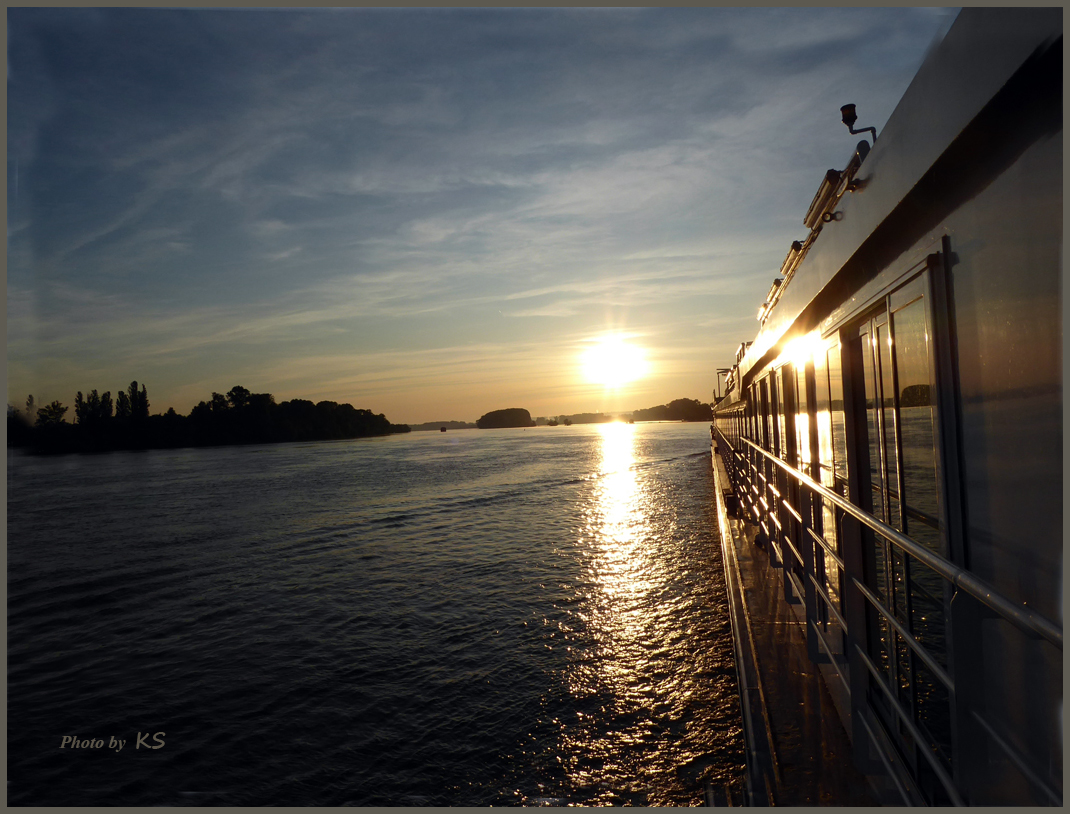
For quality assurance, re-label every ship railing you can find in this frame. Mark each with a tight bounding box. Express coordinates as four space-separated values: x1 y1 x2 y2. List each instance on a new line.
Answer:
734 435 1062 648
713 429 1062 806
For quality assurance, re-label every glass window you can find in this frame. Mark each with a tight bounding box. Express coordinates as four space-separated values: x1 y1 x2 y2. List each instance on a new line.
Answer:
891 297 942 554
813 342 842 605
828 345 848 482
776 368 789 461
854 274 952 793
814 351 834 490
861 327 885 524
878 323 902 531
761 378 773 452
795 364 811 474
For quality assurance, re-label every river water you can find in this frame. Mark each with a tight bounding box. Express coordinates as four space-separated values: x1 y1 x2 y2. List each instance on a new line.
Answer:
8 422 744 806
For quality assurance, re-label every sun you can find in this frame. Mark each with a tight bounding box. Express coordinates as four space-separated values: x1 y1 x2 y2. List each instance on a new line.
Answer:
581 336 650 388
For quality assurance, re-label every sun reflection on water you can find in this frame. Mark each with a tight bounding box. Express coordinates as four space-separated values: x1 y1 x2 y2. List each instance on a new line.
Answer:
531 424 743 805
596 422 644 551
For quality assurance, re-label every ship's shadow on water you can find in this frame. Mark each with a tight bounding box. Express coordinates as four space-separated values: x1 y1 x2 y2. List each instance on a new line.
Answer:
8 424 745 806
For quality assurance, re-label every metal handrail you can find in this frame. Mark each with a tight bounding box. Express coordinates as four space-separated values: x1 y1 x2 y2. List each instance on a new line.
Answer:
854 642 964 806
807 526 845 570
740 437 1062 650
720 429 962 804
716 427 1063 805
851 575 954 693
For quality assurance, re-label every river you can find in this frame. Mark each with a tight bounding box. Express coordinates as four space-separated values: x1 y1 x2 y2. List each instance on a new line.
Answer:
8 421 744 805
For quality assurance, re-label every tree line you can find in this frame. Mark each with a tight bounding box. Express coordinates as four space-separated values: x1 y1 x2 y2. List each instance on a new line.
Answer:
533 399 713 426
629 398 712 422
8 382 410 454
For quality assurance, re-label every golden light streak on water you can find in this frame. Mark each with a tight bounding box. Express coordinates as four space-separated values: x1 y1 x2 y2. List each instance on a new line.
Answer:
556 420 716 802
590 423 654 677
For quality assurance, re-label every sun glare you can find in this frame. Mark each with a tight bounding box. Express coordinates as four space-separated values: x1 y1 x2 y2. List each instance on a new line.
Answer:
581 336 649 388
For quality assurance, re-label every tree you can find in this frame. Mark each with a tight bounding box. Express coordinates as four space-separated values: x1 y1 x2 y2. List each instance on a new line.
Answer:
116 390 131 420
127 381 149 421
227 385 251 411
25 395 36 424
36 400 68 426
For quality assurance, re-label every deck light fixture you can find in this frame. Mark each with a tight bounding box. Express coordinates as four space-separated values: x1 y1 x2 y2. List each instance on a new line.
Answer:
840 103 877 144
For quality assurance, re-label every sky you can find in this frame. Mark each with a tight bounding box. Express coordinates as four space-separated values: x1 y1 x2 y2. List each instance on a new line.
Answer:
7 7 958 425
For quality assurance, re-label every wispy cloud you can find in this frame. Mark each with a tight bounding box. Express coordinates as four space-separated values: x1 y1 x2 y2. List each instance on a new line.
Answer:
7 7 956 421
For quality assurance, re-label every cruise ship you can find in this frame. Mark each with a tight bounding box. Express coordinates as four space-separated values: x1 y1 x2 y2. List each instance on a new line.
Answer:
710 8 1061 806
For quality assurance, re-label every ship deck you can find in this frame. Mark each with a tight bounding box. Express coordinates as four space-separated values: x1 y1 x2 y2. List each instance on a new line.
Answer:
711 446 877 806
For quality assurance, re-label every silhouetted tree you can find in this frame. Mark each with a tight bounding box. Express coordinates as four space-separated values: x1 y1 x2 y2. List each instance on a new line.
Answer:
74 389 114 426
126 381 149 422
244 392 276 442
227 385 251 411
630 398 711 422
36 400 68 426
116 390 131 421
10 380 408 454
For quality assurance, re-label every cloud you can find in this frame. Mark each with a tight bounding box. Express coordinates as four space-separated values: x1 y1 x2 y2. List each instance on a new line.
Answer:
7 7 954 417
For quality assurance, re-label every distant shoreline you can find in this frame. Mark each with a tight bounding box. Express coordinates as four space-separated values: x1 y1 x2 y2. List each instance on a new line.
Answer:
411 418 711 431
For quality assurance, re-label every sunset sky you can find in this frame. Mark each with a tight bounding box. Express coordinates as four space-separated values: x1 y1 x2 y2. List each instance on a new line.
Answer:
7 7 957 425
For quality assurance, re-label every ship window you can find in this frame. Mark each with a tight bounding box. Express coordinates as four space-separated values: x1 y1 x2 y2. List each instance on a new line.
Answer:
878 322 902 531
776 368 789 461
761 377 773 452
813 342 844 610
853 271 953 799
828 344 848 482
753 384 759 443
770 374 783 458
861 326 885 524
795 363 811 475
744 387 752 441
891 296 942 554
815 350 834 491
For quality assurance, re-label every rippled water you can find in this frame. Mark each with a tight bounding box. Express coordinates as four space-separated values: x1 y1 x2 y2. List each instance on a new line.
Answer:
8 422 744 806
